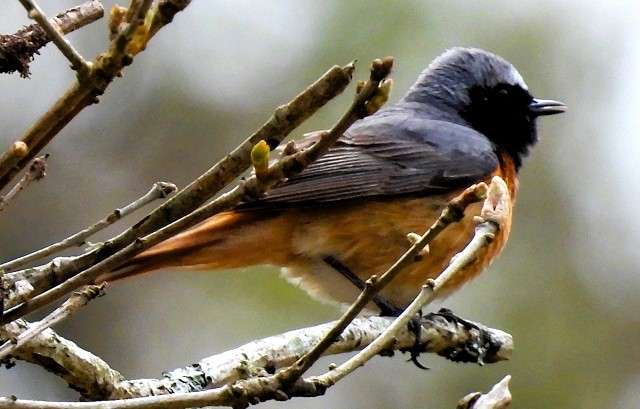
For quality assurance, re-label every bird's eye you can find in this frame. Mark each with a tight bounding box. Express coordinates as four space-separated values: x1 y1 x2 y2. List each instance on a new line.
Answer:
497 88 509 97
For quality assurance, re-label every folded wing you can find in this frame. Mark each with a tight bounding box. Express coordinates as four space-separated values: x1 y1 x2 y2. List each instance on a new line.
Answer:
243 111 498 207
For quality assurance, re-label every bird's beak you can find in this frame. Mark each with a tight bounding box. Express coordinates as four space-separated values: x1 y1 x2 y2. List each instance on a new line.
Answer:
529 98 567 116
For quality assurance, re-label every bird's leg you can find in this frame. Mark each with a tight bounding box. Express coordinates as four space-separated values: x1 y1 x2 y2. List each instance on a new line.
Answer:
322 256 428 368
322 256 402 316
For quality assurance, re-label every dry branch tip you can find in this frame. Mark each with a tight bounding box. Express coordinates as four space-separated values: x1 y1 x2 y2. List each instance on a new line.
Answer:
457 375 512 409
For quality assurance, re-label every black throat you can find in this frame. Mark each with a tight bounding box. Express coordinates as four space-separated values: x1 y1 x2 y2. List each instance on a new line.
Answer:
401 76 538 171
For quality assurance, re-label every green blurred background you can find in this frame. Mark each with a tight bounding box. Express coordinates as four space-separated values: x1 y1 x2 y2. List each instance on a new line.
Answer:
1 1 639 407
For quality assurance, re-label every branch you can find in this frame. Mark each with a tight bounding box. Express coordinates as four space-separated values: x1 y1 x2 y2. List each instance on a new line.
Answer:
0 182 177 273
457 376 512 409
2 61 355 312
17 0 91 75
119 311 511 398
0 0 192 192
0 57 390 325
0 284 105 361
0 1 104 77
0 154 48 213
0 320 127 399
0 311 512 405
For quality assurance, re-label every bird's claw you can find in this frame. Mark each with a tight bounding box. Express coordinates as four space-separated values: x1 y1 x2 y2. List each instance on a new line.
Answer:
407 310 430 370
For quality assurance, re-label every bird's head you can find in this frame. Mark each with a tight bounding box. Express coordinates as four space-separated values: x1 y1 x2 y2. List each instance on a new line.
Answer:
402 47 566 168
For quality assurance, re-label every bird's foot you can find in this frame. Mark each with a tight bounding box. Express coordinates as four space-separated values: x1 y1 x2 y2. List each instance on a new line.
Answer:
406 309 430 370
376 302 429 369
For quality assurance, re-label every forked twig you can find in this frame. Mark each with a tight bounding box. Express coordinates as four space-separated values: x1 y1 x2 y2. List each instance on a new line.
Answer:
0 0 193 192
0 182 177 272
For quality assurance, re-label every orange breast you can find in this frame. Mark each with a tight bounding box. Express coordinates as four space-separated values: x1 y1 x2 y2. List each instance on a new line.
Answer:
426 152 518 298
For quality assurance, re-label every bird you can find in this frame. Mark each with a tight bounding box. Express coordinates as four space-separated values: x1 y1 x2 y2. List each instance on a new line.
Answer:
102 47 565 314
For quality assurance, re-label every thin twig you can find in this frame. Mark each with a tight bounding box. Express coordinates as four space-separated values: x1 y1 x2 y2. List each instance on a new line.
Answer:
0 284 105 361
0 0 104 77
0 0 192 192
276 179 489 386
17 0 91 75
0 154 47 313
0 154 48 212
314 176 510 386
0 182 177 272
0 58 388 325
2 62 355 309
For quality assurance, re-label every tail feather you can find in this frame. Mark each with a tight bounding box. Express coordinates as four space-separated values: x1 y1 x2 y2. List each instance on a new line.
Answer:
99 210 292 282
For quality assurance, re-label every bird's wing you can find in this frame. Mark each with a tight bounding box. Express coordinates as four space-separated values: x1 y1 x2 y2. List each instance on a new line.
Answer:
242 111 498 207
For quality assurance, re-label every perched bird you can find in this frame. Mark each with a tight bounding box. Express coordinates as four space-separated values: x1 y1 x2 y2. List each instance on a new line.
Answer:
104 48 565 313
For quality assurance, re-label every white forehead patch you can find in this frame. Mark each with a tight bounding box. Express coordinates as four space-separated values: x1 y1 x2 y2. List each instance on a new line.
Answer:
508 66 528 90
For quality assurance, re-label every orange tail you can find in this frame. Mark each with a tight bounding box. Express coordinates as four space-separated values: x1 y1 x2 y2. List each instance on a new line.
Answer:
100 210 294 282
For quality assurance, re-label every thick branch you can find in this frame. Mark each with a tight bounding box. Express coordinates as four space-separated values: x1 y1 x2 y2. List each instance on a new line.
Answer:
0 1 104 77
0 182 177 273
0 320 127 399
3 61 355 312
120 311 511 397
0 311 512 404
